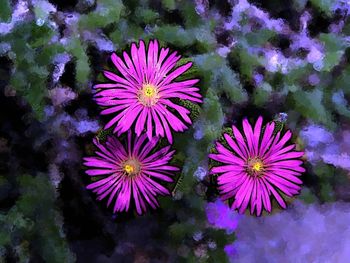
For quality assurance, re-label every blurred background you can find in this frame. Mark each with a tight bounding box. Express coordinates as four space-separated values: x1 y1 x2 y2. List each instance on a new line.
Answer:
1 0 350 262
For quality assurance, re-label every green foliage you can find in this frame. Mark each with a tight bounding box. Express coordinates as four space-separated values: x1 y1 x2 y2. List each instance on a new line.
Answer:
319 183 335 201
299 187 318 203
194 53 247 103
0 0 11 22
169 222 192 243
229 46 260 79
0 174 75 262
96 127 114 143
154 25 195 47
309 0 333 15
66 37 90 89
154 24 216 52
178 1 202 28
174 57 199 81
162 0 176 11
109 19 146 45
312 163 337 202
253 82 272 107
192 27 217 52
290 89 333 128
221 127 233 139
245 30 276 47
319 33 348 71
284 66 310 86
217 127 233 149
333 66 350 94
171 173 184 196
78 0 124 30
134 7 159 24
4 0 350 261
0 22 63 119
178 99 201 121
201 90 224 141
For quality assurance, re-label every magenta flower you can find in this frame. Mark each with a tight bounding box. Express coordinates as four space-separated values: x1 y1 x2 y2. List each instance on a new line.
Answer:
83 132 179 214
94 39 202 143
209 117 305 216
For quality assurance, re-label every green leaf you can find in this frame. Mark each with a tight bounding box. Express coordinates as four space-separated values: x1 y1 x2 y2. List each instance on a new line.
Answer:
96 127 114 143
192 27 216 52
0 225 10 246
253 85 271 107
320 183 336 201
218 67 247 103
134 7 159 24
154 25 195 47
298 187 318 203
309 0 333 15
178 99 201 121
319 33 348 71
194 53 247 103
28 24 55 48
67 38 90 89
16 174 76 262
202 89 224 127
285 65 311 85
24 84 46 120
229 47 260 79
245 29 276 47
320 33 348 52
79 0 124 30
0 0 11 22
322 51 344 72
169 223 190 243
178 1 202 28
314 163 334 179
291 89 333 127
162 0 176 10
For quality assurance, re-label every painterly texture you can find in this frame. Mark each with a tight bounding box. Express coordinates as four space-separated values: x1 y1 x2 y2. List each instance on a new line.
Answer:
1 0 350 262
95 40 202 143
84 133 178 214
209 117 305 215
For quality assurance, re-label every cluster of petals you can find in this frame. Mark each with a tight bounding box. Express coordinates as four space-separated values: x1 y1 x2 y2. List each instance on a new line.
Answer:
84 132 179 214
94 39 202 144
86 39 305 217
209 116 305 216
84 40 204 214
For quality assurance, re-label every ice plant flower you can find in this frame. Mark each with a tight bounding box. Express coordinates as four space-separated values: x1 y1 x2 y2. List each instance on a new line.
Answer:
83 132 179 214
94 39 202 143
209 116 305 216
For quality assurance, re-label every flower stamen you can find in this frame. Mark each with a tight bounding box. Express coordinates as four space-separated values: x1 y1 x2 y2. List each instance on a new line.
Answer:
123 159 141 176
252 162 263 172
247 158 264 177
138 83 159 107
124 164 134 174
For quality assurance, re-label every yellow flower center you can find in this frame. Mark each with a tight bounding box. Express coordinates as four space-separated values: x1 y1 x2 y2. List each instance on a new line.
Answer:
252 162 263 172
247 158 264 177
124 164 134 174
122 159 141 176
144 84 156 97
138 83 159 107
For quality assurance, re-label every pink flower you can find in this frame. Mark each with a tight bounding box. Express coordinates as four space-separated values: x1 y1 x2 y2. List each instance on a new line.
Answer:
83 132 179 214
94 39 202 143
209 116 305 216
